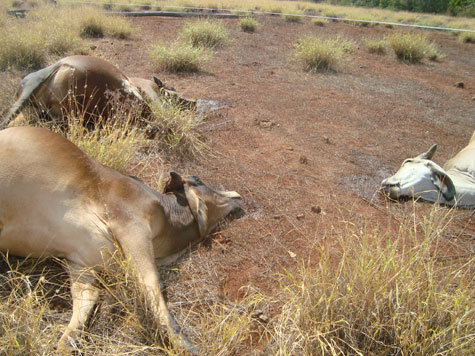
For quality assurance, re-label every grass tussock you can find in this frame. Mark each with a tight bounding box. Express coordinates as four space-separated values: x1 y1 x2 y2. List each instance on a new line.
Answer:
283 14 303 23
77 6 134 40
270 207 474 355
388 32 444 63
150 41 211 73
365 38 387 54
311 18 328 27
0 5 134 70
0 5 85 70
458 31 475 43
0 245 259 355
240 16 260 33
148 101 206 157
64 117 147 172
293 36 353 72
181 19 230 49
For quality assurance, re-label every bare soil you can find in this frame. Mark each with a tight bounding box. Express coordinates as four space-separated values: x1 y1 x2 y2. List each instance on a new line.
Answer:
1 13 474 354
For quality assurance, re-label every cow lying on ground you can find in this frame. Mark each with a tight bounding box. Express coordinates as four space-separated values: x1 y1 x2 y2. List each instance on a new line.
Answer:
0 126 241 352
0 55 196 129
381 131 475 207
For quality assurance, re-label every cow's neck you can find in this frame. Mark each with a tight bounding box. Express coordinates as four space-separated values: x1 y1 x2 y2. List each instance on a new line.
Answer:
446 168 475 207
154 193 201 257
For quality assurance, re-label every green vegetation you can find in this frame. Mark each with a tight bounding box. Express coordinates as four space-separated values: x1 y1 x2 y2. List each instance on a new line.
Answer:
239 16 261 32
150 41 211 73
293 35 354 72
388 32 444 63
365 37 387 54
181 20 230 49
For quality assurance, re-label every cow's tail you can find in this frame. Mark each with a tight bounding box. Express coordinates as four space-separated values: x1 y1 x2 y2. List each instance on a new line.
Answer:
0 62 60 129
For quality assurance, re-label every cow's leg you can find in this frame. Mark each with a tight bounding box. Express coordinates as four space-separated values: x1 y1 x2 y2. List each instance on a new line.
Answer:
58 263 99 351
117 230 197 354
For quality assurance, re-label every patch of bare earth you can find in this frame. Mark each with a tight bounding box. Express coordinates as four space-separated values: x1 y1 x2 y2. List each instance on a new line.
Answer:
0 14 473 354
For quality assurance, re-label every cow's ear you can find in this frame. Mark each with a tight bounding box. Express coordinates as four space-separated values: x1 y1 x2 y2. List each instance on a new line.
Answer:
417 144 437 160
153 76 164 89
430 166 455 202
184 186 208 238
164 171 184 193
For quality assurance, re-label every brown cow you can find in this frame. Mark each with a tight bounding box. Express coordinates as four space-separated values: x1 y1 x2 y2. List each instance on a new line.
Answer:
0 55 196 129
0 126 241 353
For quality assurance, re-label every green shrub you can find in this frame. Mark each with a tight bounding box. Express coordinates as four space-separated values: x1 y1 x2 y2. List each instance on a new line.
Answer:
240 16 260 33
293 36 351 72
387 33 442 63
364 38 387 54
181 20 230 49
150 41 211 73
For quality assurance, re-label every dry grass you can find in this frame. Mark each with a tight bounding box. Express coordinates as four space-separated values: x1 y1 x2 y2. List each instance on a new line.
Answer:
365 37 387 54
1 204 472 355
388 32 444 63
239 16 261 33
150 41 211 73
148 100 207 157
181 19 231 49
458 31 475 43
0 5 134 70
293 35 354 72
76 6 135 40
269 206 474 355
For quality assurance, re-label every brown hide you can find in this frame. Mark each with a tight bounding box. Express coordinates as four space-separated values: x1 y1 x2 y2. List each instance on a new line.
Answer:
0 126 240 352
1 56 195 128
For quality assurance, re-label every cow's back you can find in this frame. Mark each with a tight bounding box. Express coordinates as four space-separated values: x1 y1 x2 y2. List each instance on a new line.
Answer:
0 127 114 266
444 132 475 175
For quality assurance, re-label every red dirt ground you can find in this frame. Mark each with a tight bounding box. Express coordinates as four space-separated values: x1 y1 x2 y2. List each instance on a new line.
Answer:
1 13 474 354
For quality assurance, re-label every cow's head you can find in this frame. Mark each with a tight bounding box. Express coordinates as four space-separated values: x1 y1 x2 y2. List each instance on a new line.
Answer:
381 144 456 203
164 171 242 237
153 77 197 110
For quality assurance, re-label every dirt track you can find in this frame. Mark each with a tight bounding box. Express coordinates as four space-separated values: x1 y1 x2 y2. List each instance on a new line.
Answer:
1 13 474 352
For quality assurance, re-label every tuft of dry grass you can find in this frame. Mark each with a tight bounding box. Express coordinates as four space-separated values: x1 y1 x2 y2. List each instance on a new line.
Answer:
311 18 328 27
387 32 444 63
148 100 207 157
283 13 303 23
269 206 474 355
458 31 475 43
150 41 211 73
181 19 231 49
365 37 387 54
240 16 261 33
0 5 134 70
293 35 353 72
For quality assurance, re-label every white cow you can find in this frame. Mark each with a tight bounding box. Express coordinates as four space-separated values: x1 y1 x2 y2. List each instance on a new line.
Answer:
381 131 475 207
0 126 241 353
